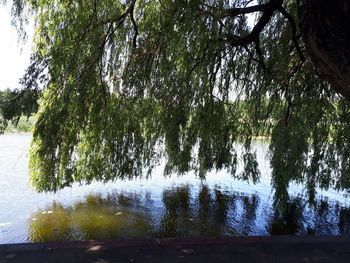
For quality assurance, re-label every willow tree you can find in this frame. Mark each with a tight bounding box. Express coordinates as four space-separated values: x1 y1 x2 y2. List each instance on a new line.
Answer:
1 0 350 205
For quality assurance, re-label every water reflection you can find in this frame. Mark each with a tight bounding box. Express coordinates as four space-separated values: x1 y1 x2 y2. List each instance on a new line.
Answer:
28 185 350 242
28 193 154 242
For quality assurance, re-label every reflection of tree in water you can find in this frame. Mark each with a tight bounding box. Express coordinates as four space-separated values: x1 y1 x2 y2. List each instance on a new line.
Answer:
28 186 350 242
339 206 350 235
158 185 263 237
239 194 260 235
268 197 350 236
158 185 233 237
158 185 193 237
268 197 305 235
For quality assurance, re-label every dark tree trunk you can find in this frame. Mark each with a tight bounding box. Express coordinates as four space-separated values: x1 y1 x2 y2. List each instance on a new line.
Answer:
300 0 350 98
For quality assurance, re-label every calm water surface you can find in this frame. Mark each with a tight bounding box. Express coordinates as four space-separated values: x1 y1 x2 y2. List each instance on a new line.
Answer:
0 134 350 244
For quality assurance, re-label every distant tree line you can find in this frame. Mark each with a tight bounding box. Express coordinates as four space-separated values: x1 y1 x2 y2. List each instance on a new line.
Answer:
0 88 38 132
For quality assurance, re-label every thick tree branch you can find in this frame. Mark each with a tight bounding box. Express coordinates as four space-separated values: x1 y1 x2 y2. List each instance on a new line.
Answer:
129 0 138 48
254 39 266 70
226 0 283 47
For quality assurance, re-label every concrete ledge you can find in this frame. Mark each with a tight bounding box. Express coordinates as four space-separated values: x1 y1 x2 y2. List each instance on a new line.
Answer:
1 236 350 262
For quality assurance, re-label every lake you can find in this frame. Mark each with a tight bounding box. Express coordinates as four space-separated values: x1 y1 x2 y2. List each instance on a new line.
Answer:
0 134 350 244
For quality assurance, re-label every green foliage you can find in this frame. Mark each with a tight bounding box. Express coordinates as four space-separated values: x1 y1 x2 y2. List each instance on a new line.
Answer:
2 0 350 207
5 115 36 133
0 88 39 132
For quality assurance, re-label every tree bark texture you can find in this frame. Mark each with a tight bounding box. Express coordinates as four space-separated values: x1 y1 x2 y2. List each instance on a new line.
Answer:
300 0 350 98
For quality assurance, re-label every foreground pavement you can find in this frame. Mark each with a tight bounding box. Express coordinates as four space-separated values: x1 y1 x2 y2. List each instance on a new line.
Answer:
1 236 350 263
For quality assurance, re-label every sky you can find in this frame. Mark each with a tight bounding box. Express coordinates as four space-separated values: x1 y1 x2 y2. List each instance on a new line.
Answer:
0 5 33 91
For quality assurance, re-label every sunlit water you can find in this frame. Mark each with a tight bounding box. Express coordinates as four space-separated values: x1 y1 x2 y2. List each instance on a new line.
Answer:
0 134 350 244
